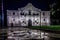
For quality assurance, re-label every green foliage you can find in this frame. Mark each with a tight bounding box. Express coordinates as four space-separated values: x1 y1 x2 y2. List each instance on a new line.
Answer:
50 1 60 25
29 25 60 31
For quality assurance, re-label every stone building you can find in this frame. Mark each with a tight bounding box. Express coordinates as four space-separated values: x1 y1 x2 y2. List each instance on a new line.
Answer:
7 3 50 26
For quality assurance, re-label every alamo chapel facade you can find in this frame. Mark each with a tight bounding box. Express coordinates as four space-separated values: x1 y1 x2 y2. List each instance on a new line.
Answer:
7 3 50 26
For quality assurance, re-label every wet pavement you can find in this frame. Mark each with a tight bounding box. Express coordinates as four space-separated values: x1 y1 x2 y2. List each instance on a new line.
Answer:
7 27 50 40
0 27 60 40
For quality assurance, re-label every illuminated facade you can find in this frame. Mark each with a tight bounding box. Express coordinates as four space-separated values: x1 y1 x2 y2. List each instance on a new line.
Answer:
7 3 50 26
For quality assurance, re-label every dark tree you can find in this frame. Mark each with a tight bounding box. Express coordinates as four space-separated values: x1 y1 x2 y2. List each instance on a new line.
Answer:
50 0 60 25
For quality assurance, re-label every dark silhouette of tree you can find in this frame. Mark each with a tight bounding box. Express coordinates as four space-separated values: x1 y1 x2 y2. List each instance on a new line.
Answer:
50 0 60 25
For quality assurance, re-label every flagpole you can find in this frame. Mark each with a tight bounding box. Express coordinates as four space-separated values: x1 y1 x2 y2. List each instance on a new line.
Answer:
2 0 4 26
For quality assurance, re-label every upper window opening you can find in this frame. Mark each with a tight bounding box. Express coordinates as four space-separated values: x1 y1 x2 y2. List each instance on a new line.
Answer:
13 12 15 15
43 12 45 16
29 10 31 15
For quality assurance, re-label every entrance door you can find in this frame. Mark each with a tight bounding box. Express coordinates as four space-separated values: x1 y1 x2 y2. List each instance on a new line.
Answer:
11 23 13 27
28 19 32 26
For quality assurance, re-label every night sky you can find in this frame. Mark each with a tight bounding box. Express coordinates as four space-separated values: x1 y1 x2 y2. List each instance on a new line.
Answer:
1 0 56 26
4 0 55 10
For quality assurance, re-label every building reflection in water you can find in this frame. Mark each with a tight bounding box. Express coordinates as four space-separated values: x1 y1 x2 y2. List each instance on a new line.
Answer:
7 27 50 40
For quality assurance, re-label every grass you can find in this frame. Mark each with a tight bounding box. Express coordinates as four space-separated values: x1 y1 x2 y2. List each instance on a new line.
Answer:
29 25 60 31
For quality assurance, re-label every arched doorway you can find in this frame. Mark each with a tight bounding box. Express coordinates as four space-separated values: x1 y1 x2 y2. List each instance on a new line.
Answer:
28 19 32 26
11 23 13 27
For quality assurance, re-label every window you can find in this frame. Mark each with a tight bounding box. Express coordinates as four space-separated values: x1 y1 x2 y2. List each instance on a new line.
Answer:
22 21 26 24
21 12 24 15
43 12 45 16
36 13 39 15
35 21 38 24
33 13 39 15
29 10 31 15
24 13 26 16
33 13 35 15
11 23 13 26
43 18 45 21
13 18 15 21
35 21 36 22
36 22 38 24
23 21 24 23
13 12 15 15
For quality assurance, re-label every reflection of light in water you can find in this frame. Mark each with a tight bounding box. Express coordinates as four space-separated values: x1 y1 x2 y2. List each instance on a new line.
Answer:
41 32 44 38
44 36 49 40
41 32 44 35
44 36 48 38
8 28 50 40
8 36 13 39
31 32 38 35
2 0 4 26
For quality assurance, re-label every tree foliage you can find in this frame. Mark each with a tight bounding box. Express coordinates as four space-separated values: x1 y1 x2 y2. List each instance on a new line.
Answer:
50 0 60 25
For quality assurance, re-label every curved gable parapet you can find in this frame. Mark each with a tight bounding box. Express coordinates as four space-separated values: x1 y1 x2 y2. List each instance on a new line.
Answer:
18 3 41 11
